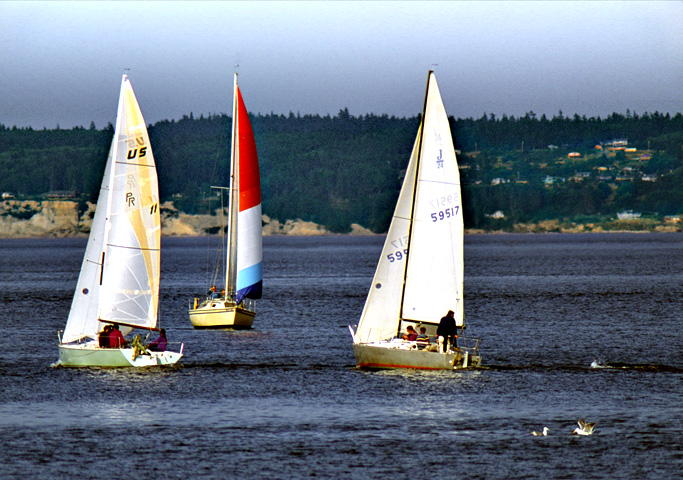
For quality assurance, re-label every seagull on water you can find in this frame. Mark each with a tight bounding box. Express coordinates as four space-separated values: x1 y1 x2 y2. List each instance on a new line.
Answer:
572 419 596 435
531 427 549 436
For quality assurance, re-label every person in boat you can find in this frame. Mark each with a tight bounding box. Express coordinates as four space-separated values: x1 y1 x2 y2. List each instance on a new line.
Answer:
402 325 418 341
436 310 459 353
415 326 433 350
98 325 112 348
416 326 430 342
109 324 128 349
207 286 218 299
147 328 167 352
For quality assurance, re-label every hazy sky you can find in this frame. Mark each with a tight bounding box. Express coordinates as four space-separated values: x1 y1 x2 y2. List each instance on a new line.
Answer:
2 1 681 129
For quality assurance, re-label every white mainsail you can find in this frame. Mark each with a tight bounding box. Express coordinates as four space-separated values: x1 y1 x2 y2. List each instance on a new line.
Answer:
62 75 160 343
402 75 464 326
355 72 464 344
62 143 112 343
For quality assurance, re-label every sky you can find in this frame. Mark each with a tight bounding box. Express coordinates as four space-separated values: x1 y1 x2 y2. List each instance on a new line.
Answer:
1 1 681 129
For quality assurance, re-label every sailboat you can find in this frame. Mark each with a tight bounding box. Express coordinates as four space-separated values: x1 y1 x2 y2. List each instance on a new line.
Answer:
55 75 183 367
188 73 262 329
349 71 481 370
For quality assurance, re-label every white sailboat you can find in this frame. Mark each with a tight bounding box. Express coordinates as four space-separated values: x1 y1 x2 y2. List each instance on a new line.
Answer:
349 71 481 370
55 75 183 367
189 73 262 329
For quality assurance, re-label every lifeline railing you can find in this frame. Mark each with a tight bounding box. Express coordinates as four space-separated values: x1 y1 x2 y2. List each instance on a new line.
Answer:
189 296 256 312
456 336 482 356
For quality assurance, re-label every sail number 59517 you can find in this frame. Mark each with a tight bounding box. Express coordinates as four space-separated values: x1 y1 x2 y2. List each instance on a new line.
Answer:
387 248 408 262
431 206 459 222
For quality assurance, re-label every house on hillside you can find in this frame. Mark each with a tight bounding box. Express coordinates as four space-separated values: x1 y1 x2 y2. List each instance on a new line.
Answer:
544 176 565 185
617 210 641 220
569 172 591 182
606 139 628 151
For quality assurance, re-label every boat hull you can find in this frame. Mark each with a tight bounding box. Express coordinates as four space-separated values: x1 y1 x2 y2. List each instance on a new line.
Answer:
189 301 255 329
352 343 481 370
55 344 183 368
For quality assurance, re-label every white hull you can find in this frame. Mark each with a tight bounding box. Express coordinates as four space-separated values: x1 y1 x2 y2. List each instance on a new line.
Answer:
55 343 183 368
189 300 254 329
352 342 481 370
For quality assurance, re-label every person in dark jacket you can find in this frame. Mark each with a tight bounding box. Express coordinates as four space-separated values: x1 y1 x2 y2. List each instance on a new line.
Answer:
98 325 112 348
436 310 459 353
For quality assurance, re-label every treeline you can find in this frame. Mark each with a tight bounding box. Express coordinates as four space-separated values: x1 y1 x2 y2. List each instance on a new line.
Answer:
455 110 682 152
1 110 682 232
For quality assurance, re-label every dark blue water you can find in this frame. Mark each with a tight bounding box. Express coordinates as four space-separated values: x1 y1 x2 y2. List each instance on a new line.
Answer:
1 234 682 479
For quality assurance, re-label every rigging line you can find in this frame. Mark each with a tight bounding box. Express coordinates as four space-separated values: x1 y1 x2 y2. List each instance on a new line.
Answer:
209 108 230 190
106 244 160 251
203 110 229 289
203 190 214 288
108 265 155 323
208 192 224 288
114 161 156 167
397 70 432 337
418 179 461 186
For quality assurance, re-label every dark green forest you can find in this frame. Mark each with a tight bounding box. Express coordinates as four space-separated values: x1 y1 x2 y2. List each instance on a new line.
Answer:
1 109 682 232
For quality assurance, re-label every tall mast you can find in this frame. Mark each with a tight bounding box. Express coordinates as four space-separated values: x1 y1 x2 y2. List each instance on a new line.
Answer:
225 72 239 296
397 70 432 333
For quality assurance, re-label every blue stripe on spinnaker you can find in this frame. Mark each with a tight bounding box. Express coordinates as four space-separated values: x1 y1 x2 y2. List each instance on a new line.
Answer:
237 262 262 288
236 281 262 302
236 262 262 302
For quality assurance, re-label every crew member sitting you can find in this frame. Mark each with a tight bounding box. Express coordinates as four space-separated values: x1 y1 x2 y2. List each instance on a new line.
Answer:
402 325 418 341
416 326 430 342
109 324 128 348
147 329 167 352
98 325 112 348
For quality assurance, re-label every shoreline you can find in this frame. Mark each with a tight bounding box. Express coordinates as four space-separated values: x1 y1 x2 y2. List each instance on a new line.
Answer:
0 199 680 239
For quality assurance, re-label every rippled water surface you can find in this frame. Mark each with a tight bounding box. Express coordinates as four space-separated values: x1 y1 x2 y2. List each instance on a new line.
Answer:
1 234 682 479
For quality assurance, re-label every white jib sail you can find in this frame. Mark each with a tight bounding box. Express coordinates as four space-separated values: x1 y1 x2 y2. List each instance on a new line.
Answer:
355 126 421 344
63 75 160 343
402 73 464 326
62 142 113 343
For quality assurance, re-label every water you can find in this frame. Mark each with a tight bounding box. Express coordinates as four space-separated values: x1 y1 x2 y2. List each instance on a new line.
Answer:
1 234 682 479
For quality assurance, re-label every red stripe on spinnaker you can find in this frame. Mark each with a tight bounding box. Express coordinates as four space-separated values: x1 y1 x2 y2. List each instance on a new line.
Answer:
236 87 261 212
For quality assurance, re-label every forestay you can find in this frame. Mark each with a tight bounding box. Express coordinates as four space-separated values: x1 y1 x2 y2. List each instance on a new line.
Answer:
355 129 420 344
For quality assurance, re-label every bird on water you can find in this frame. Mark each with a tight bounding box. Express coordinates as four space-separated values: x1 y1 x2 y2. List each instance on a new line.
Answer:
572 419 596 436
